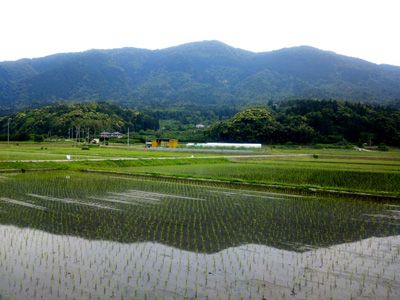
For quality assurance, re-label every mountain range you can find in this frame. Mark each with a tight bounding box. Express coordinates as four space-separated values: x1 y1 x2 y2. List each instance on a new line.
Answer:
1 40 400 112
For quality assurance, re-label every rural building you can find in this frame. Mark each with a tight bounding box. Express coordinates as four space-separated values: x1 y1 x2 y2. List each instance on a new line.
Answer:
147 139 178 148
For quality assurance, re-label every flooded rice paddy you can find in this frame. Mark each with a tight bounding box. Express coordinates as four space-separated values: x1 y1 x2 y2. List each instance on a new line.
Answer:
0 172 399 299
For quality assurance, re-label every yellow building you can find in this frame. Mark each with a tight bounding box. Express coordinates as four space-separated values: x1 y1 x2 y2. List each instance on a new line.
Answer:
149 139 178 148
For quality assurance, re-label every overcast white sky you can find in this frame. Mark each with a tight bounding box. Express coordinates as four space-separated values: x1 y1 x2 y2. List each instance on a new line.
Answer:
1 0 399 65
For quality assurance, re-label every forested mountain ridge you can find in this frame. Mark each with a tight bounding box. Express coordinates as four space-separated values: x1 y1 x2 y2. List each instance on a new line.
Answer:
1 41 400 112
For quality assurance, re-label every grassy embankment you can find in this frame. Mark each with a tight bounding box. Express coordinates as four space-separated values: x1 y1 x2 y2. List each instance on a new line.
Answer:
0 142 399 196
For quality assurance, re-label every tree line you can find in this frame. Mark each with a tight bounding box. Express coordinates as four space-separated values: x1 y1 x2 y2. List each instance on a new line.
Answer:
1 99 399 146
0 102 159 141
209 100 400 146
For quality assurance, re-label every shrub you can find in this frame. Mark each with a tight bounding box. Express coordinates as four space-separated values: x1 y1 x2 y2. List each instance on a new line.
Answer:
377 143 389 151
33 134 44 143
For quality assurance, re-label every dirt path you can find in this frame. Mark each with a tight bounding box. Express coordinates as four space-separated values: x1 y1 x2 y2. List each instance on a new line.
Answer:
0 153 312 163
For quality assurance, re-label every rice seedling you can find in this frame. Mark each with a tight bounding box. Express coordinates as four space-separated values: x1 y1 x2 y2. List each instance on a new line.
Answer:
130 159 400 195
0 171 398 299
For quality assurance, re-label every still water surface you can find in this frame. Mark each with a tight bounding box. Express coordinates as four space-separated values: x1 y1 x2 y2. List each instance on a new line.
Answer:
0 172 399 299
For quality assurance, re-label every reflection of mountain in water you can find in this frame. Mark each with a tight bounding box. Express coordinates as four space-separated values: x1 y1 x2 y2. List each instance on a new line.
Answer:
0 225 399 300
0 172 399 253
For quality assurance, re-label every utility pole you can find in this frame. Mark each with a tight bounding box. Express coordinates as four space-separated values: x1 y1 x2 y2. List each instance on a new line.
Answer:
127 127 130 147
76 126 79 144
7 118 10 144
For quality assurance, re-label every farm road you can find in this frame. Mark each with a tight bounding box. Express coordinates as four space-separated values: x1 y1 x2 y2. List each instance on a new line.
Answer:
0 153 312 163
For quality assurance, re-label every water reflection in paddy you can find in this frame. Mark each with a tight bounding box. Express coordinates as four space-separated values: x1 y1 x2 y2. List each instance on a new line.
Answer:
0 172 399 299
0 226 399 299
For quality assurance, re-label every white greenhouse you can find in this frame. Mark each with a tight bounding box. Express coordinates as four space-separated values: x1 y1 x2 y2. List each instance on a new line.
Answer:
186 142 262 149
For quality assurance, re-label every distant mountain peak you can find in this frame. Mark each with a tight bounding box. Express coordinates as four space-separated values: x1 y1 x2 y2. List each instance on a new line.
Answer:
160 40 253 58
1 41 400 112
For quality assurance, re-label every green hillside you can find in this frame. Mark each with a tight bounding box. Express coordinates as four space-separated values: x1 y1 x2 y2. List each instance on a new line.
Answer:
0 102 158 140
1 41 400 113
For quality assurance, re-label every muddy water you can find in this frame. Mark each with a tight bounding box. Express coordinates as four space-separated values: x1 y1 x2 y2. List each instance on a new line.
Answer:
0 172 399 299
0 226 399 299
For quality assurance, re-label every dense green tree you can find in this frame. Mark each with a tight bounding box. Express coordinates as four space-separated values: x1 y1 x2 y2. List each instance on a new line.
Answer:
209 107 278 143
0 102 158 139
208 100 400 146
1 99 399 146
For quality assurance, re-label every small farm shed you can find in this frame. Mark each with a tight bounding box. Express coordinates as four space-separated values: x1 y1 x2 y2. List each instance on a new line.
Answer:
148 139 178 148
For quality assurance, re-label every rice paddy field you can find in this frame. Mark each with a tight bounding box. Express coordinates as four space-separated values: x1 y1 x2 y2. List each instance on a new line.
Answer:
1 142 399 196
0 171 399 299
0 143 207 161
1 143 400 299
129 158 400 196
